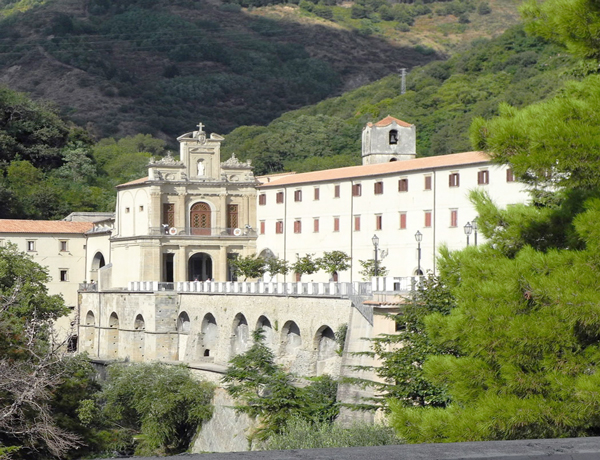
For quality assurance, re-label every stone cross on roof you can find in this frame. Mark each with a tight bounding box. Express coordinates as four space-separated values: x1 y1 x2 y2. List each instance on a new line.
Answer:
197 122 204 133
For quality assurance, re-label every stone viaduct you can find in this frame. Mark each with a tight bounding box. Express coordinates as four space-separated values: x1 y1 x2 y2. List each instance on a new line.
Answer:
77 279 402 383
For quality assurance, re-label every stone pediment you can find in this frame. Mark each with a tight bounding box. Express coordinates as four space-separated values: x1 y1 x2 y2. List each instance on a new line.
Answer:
149 153 184 167
221 153 252 170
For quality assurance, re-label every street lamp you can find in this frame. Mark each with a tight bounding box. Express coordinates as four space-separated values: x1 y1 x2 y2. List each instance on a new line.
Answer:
372 234 380 277
414 230 422 275
464 221 473 247
472 218 478 247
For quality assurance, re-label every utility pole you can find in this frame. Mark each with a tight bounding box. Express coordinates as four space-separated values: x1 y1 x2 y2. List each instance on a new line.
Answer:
400 68 407 95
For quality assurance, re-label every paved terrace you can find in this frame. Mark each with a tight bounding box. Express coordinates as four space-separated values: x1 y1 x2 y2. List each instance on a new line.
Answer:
100 437 600 460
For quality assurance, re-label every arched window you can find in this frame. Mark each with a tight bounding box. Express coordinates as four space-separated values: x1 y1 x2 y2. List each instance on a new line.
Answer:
389 129 399 145
190 202 211 235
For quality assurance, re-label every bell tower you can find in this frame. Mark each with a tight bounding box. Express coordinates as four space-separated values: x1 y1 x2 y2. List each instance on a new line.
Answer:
362 115 416 165
177 122 225 181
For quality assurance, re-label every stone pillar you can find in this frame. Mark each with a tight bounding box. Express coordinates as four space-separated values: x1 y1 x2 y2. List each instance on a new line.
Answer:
218 246 227 281
176 189 187 229
176 246 186 282
149 189 162 232
219 193 227 230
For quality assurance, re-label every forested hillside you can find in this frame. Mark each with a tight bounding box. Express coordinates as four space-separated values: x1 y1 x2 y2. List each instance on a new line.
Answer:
0 0 520 140
0 18 585 218
222 25 580 175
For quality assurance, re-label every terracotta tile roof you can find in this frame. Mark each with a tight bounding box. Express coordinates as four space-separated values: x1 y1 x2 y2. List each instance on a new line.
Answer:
117 177 149 187
256 172 297 184
0 220 94 234
259 151 489 188
369 115 413 128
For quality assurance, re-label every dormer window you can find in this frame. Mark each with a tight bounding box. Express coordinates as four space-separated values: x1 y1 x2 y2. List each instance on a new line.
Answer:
389 130 398 145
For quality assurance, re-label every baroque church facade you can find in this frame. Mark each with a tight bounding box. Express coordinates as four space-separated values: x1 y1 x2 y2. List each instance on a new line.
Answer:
109 124 258 286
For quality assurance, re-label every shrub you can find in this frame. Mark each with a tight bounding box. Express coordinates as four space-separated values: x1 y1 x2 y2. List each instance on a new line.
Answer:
477 1 491 14
266 418 402 450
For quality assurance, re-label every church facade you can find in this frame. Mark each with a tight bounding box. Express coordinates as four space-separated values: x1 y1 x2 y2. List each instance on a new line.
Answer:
108 124 258 287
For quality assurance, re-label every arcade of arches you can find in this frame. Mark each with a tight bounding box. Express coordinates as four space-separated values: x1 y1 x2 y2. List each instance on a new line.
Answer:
78 292 350 378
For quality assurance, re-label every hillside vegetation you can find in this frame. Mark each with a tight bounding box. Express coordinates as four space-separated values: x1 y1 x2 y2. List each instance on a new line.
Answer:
223 25 580 175
0 0 521 140
0 18 585 218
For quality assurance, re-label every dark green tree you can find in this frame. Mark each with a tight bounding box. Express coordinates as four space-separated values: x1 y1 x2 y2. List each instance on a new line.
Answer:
222 330 338 444
79 362 214 456
368 276 455 410
390 1 600 440
264 256 289 280
358 259 388 280
0 244 80 458
229 254 267 281
317 251 350 280
291 254 319 281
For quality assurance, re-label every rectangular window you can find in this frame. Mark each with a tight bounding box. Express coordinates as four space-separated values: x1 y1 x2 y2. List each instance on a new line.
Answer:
125 207 130 213
333 217 340 232
352 184 362 197
59 240 68 252
314 218 320 233
354 216 361 231
398 178 408 192
294 220 302 234
163 203 175 227
139 206 144 212
374 182 384 195
27 240 35 252
259 194 267 205
375 214 383 230
400 212 407 229
275 221 283 234
506 168 514 182
334 184 340 198
276 191 284 204
477 170 489 185
60 269 68 282
228 204 239 229
314 187 320 200
450 209 458 227
425 211 432 228
449 172 460 187
424 175 432 190
294 190 302 202
260 221 265 235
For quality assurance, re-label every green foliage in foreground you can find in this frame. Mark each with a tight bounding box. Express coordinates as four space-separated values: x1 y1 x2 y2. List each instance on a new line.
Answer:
471 75 600 191
79 363 214 456
266 418 402 450
0 244 99 459
223 330 338 443
366 276 456 410
387 4 600 438
391 200 600 441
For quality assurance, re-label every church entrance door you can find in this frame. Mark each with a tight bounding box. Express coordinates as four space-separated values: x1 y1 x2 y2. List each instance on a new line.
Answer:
189 253 213 281
191 202 211 235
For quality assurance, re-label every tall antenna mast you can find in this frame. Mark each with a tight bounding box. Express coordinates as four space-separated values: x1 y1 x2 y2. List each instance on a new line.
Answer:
400 68 407 95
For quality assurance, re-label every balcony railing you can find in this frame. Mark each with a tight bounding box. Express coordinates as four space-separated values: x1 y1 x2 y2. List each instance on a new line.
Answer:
149 227 257 237
126 276 424 296
79 283 98 292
